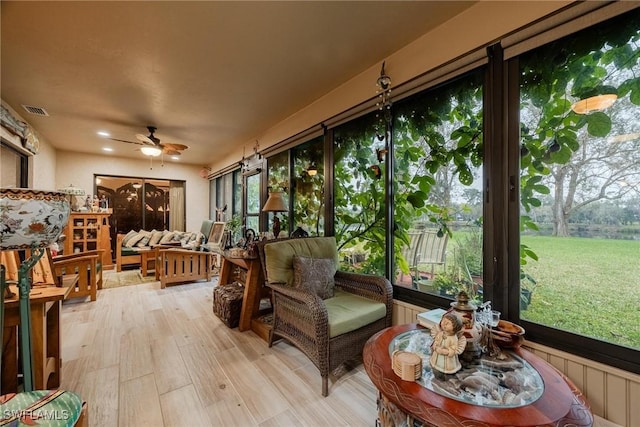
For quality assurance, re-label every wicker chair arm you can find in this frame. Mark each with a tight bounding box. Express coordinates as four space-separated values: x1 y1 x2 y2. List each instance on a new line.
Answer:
267 282 329 334
334 270 393 304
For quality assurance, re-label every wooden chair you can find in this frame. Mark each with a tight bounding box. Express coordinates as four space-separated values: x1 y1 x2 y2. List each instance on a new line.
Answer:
51 250 102 301
1 260 88 426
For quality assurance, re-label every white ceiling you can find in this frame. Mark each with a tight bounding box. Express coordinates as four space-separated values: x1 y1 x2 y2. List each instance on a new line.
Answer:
1 1 475 166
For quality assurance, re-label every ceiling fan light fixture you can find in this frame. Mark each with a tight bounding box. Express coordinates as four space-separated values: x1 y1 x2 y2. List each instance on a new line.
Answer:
141 146 162 157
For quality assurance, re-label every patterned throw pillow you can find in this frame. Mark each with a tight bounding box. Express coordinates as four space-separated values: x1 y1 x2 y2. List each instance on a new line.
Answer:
159 231 175 244
149 230 164 246
124 231 146 248
121 230 138 247
136 230 153 247
292 255 336 300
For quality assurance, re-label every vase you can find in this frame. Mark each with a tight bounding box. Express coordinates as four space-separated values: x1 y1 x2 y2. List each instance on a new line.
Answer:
0 188 70 250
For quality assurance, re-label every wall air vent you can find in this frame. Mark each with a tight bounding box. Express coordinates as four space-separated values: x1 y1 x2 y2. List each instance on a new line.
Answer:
21 105 49 116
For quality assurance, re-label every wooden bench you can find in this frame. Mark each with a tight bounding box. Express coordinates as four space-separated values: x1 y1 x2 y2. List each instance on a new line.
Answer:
156 248 213 288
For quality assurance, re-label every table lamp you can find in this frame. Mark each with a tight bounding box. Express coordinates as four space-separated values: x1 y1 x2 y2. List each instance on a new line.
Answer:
1 188 70 391
262 190 287 238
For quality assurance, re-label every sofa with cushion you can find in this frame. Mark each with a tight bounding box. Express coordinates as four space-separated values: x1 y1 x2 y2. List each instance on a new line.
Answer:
115 229 204 271
257 236 393 396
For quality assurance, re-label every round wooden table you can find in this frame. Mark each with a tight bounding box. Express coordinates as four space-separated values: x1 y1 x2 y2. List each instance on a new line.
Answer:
363 324 593 427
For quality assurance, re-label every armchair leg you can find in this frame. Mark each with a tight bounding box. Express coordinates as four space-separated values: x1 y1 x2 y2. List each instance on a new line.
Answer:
322 376 328 397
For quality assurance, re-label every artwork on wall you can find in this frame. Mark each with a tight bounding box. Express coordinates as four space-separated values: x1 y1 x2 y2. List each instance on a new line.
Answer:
208 221 226 249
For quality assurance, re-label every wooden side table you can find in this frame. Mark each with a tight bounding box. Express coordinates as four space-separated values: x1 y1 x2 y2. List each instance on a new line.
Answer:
2 284 71 394
218 253 269 341
363 324 594 427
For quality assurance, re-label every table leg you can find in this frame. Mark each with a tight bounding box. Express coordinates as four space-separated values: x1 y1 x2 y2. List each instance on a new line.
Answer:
30 303 47 390
239 260 260 332
46 300 61 388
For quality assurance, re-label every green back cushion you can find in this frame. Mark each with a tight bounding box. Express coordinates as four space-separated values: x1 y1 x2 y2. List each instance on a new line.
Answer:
264 237 339 286
325 289 386 338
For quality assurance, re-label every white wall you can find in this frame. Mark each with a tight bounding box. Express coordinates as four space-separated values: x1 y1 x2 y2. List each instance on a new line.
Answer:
56 150 209 232
1 101 57 189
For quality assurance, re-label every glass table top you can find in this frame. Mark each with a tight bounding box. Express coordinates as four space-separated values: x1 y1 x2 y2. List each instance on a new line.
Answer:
389 329 544 408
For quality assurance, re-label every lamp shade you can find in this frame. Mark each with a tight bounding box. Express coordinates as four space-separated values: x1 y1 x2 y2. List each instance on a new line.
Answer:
141 146 162 156
262 191 287 212
0 188 70 249
57 184 85 196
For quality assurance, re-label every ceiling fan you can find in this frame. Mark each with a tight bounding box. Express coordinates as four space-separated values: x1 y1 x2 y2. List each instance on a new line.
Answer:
110 126 188 156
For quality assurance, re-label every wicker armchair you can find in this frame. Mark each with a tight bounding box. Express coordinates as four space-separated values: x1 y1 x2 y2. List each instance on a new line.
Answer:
258 237 393 396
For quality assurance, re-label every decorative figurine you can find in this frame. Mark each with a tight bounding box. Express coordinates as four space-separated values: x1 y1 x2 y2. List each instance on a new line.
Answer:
448 290 483 360
429 312 467 377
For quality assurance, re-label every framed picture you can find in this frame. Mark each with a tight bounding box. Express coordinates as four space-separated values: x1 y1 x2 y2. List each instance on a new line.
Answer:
208 221 226 248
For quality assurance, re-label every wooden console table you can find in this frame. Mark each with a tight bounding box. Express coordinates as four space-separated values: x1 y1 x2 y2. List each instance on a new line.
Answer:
363 323 593 427
218 253 270 341
2 284 71 394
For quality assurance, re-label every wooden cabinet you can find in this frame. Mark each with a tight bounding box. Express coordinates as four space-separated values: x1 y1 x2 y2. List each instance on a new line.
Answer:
63 212 113 269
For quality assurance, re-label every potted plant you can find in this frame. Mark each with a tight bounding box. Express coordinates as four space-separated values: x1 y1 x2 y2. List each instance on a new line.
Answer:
225 214 242 248
520 271 538 310
433 268 478 300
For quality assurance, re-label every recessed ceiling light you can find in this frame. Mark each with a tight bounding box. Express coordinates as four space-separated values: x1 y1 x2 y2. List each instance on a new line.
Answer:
171 156 179 160
97 131 110 137
103 147 113 152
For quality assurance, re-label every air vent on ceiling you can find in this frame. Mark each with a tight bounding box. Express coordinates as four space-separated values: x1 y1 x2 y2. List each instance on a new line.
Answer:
22 104 49 116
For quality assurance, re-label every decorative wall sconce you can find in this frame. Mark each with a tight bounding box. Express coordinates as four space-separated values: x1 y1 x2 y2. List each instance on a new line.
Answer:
199 166 212 179
240 141 263 172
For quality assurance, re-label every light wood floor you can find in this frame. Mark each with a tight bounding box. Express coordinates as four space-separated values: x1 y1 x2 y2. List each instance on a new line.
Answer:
60 274 378 427
60 273 618 427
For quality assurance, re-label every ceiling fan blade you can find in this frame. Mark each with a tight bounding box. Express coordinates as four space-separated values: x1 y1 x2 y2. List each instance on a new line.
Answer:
163 149 181 155
109 138 144 145
136 133 154 144
162 143 188 151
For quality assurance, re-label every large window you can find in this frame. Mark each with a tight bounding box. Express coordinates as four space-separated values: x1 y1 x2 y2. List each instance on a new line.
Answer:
218 4 639 374
517 9 640 354
333 113 386 275
266 151 289 237
292 136 324 236
392 72 484 300
1 141 28 188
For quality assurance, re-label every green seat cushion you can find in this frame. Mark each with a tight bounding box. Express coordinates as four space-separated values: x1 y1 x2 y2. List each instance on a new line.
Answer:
325 288 386 338
0 389 83 426
121 247 140 257
264 237 339 286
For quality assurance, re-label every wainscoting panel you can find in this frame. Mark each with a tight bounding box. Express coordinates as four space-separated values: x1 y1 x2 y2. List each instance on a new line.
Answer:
391 299 638 426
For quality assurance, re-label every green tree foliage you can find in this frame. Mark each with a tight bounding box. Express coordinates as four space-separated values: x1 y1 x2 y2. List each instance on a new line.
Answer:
520 12 640 237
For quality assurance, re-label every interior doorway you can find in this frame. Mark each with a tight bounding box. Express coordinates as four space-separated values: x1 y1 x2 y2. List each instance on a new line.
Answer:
95 175 183 257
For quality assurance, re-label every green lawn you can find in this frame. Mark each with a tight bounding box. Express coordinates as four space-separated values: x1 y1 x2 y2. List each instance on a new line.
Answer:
521 236 640 349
